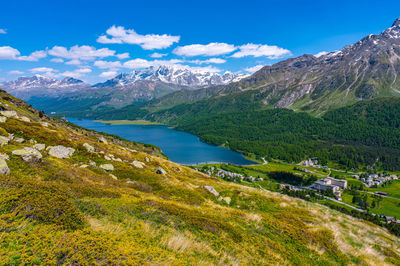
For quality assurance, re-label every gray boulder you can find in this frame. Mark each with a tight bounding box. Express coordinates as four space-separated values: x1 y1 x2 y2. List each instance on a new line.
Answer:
12 147 42 163
33 143 46 151
203 186 219 197
100 163 114 171
14 137 24 143
0 158 10 175
0 116 7 123
98 136 108 144
83 143 95 153
131 160 145 168
48 145 75 159
0 136 9 146
156 167 166 175
0 111 17 118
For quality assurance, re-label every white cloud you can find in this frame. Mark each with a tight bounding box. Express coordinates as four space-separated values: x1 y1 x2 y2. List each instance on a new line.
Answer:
150 52 167 58
94 60 122 69
0 29 6 34
173 43 236 57
245 65 264 73
97 25 180 50
231 44 291 59
48 45 116 61
65 59 82 65
30 67 56 73
61 68 92 79
0 46 20 60
314 51 328 58
18 50 47 61
116 52 129 59
189 58 226 64
8 70 24 75
50 58 64 63
99 71 118 79
123 58 182 69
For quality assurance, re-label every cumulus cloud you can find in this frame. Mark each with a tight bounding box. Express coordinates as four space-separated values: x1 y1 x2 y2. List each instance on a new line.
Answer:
94 60 122 70
314 51 328 58
150 52 167 58
123 58 182 69
0 29 6 34
18 50 47 61
97 26 180 50
29 67 56 73
0 46 20 59
99 71 118 79
231 44 291 59
65 59 82 65
62 68 92 79
8 70 24 75
48 45 116 61
50 58 64 63
245 64 264 73
189 58 226 64
173 43 236 57
116 52 129 59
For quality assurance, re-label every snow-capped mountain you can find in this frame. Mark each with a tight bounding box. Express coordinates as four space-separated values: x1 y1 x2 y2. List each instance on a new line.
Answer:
0 75 90 100
94 65 247 89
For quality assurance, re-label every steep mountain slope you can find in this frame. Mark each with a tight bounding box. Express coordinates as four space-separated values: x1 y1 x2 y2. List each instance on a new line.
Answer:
0 92 399 264
13 66 246 115
134 17 400 120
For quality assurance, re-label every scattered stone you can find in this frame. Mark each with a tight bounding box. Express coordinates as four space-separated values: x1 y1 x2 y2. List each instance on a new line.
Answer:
99 151 105 154
100 163 114 171
156 167 166 175
98 136 108 144
41 122 49 127
33 143 46 151
8 134 14 140
29 139 37 144
145 157 150 163
113 158 122 162
0 111 17 118
0 158 10 175
12 147 42 163
48 145 75 159
0 116 6 123
203 186 219 197
79 164 89 168
20 116 30 122
89 160 96 166
104 155 112 161
131 160 145 168
14 137 24 143
126 180 134 184
218 196 231 205
0 153 9 160
83 143 95 153
0 136 9 146
109 174 118 180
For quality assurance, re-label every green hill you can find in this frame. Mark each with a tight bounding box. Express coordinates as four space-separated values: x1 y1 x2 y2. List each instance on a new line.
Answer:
0 92 399 264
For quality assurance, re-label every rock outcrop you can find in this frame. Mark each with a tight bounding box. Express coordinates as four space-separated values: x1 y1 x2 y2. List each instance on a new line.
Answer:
100 163 114 171
83 143 95 153
156 167 166 175
131 160 145 168
12 147 42 163
48 145 75 159
203 186 219 197
0 158 10 174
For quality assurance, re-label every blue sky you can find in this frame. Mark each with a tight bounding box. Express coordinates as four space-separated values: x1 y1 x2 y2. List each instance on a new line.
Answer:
0 0 399 83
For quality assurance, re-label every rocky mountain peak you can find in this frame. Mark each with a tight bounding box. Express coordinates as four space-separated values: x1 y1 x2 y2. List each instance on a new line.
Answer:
392 17 400 27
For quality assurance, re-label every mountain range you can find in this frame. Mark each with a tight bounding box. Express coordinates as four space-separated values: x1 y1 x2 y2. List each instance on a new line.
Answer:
0 66 246 112
138 17 400 121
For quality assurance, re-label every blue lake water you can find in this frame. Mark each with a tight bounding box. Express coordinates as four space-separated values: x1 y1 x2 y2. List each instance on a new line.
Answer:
68 118 255 165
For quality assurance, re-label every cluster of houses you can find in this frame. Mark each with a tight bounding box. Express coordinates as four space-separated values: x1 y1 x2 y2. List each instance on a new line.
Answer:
380 214 400 224
310 177 348 200
353 173 398 187
300 158 329 170
195 167 263 182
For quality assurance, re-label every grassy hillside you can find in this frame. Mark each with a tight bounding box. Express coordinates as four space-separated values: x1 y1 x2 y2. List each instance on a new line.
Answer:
0 90 399 264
